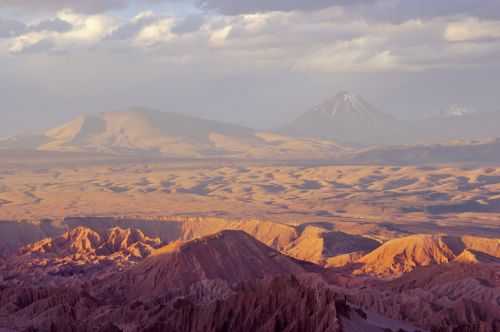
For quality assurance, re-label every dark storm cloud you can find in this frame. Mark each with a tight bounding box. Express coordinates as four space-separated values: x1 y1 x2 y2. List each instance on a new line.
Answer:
0 17 26 38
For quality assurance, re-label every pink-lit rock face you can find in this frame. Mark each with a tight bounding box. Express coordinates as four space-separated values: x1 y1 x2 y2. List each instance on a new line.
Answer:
0 226 162 287
346 263 500 332
112 230 314 298
0 228 498 332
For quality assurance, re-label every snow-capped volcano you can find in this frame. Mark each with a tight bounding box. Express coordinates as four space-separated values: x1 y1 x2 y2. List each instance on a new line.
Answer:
281 91 400 145
440 105 476 117
319 91 381 118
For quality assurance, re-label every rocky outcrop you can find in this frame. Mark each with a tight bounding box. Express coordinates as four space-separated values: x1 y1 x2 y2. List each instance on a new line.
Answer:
347 263 500 332
0 217 381 268
1 226 162 287
0 275 346 332
285 226 379 265
1 228 499 332
112 230 317 298
122 276 342 332
356 234 500 277
454 249 500 264
21 226 161 258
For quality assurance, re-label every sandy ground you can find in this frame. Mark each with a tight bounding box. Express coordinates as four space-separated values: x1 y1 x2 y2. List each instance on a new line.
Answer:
0 160 499 239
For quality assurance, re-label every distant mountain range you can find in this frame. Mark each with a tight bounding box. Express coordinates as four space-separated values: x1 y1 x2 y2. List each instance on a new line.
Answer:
281 91 500 146
440 104 476 117
1 94 500 163
349 138 500 164
280 91 402 146
0 108 347 160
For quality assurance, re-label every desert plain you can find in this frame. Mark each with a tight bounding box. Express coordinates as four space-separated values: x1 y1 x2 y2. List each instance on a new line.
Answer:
1 158 499 238
0 152 498 331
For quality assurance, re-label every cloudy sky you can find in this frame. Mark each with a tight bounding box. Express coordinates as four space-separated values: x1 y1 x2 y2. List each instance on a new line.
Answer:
1 0 500 134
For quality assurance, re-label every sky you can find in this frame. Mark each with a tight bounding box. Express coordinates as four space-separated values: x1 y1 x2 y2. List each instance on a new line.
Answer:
1 0 500 135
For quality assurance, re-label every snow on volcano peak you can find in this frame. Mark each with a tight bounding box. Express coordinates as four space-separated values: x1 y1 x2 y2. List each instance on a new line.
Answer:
441 105 476 117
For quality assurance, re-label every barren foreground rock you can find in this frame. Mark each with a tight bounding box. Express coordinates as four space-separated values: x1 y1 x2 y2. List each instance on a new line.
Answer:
0 228 498 332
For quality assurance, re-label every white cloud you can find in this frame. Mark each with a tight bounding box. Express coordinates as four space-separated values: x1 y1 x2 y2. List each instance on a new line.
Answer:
294 37 400 72
445 18 500 42
132 11 155 23
8 10 116 53
57 9 116 41
2 5 500 76
209 25 232 47
9 32 50 53
241 13 277 33
134 18 176 46
2 3 500 134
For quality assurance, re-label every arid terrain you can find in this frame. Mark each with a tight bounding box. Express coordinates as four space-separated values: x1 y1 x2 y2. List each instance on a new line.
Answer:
1 160 499 235
0 156 499 331
3 0 500 329
0 92 499 332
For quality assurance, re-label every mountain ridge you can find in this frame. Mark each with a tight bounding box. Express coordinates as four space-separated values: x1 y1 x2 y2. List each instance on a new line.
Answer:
117 229 318 298
355 233 500 277
3 99 500 162
1 227 497 332
0 108 348 160
281 91 400 145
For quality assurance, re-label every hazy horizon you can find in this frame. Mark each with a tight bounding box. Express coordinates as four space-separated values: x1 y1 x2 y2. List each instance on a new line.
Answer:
2 0 500 135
